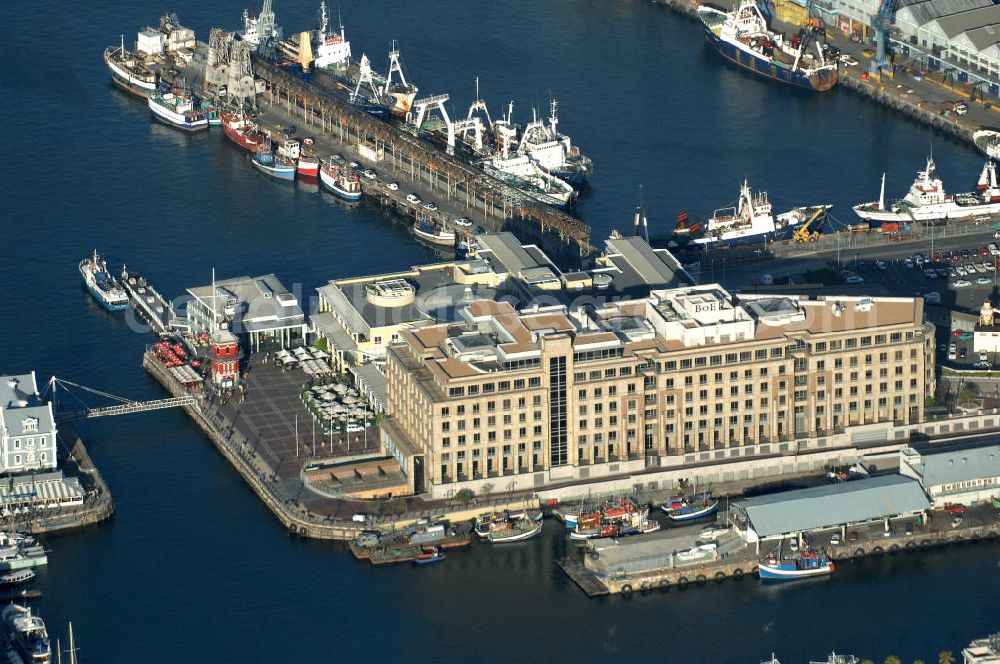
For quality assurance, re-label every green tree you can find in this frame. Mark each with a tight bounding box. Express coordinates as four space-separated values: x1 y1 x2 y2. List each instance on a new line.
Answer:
938 652 955 664
885 656 902 664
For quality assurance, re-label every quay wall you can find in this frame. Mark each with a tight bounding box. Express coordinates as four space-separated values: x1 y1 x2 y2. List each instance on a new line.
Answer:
7 437 115 535
144 353 536 540
580 520 1000 596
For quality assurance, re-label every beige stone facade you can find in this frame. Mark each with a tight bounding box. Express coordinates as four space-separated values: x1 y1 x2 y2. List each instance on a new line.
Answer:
383 285 935 497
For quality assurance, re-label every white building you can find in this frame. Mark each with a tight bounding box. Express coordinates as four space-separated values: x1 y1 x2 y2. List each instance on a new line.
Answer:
0 372 58 475
963 633 1000 664
186 274 308 351
899 446 1000 507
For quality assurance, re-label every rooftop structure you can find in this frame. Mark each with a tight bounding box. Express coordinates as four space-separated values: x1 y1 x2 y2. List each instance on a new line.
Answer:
592 232 694 297
383 283 934 498
732 475 930 542
963 633 1000 664
0 372 58 475
313 261 504 369
186 273 307 351
899 445 1000 507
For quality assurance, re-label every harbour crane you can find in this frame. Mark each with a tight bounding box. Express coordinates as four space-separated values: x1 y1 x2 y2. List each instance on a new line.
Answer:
870 0 897 79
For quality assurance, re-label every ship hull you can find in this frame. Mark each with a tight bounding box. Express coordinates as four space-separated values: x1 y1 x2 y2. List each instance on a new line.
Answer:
79 261 130 312
853 200 1000 223
758 562 834 579
222 118 261 153
319 169 362 201
104 53 157 99
488 524 542 544
148 99 209 132
701 23 837 92
692 222 801 247
413 224 456 247
252 159 296 182
663 501 719 522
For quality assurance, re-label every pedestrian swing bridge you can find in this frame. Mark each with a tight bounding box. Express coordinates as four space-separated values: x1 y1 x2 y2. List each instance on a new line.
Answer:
42 377 196 424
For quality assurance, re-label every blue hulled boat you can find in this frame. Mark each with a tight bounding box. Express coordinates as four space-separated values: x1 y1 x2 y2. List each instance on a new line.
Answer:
697 0 838 92
252 141 296 182
79 250 130 312
662 492 719 522
758 549 834 580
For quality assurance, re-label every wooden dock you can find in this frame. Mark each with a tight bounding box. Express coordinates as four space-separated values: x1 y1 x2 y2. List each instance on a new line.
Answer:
557 557 610 597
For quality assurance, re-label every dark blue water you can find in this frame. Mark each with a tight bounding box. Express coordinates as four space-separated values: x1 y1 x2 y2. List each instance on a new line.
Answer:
3 0 998 661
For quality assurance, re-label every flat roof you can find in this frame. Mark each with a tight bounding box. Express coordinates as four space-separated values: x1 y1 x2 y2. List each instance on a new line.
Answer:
738 475 930 538
475 232 544 275
908 445 1000 486
601 234 693 296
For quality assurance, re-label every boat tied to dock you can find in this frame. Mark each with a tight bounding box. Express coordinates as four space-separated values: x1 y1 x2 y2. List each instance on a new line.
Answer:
662 492 719 522
103 35 157 98
148 86 209 132
698 0 838 91
221 109 264 152
319 159 362 200
79 250 129 312
758 544 834 580
853 157 1000 224
1 604 50 663
412 218 456 248
252 139 297 181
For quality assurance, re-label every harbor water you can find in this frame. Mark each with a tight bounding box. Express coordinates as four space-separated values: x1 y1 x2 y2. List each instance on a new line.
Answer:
4 0 999 660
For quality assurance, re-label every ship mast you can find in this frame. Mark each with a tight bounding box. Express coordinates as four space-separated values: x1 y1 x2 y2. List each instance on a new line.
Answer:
385 40 409 94
549 98 559 137
466 77 493 129
318 0 328 36
878 173 886 211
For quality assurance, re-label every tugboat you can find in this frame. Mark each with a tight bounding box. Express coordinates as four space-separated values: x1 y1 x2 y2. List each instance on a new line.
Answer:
221 109 264 152
853 157 1000 224
79 250 130 312
319 160 362 200
2 604 51 663
103 35 157 98
758 544 834 580
517 100 592 188
698 0 838 91
148 85 209 132
412 218 456 247
251 140 296 182
662 492 719 522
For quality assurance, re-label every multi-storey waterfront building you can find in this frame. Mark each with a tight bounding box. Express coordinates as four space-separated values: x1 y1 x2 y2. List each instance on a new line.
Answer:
0 372 58 474
382 285 935 497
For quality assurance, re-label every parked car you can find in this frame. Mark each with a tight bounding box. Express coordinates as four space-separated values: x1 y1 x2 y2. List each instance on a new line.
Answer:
951 515 964 528
387 182 399 191
406 193 422 204
362 169 377 180
423 202 438 211
973 361 992 370
980 351 990 362
905 522 914 535
453 217 473 227
845 274 864 284
954 279 972 288
904 258 914 269
875 260 887 270
944 503 966 514
989 242 999 255
924 292 941 305
959 348 968 359
830 533 842 545
848 531 858 542
977 276 992 285
959 332 974 340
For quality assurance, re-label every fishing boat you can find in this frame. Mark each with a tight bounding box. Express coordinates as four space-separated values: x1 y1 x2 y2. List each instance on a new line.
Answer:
297 138 320 178
570 498 653 540
487 517 542 544
758 546 834 580
414 548 445 565
147 87 209 132
1 604 50 663
0 570 34 586
413 219 456 247
252 141 296 182
79 250 130 312
662 492 719 522
691 180 831 246
103 35 157 98
319 161 362 200
221 109 264 152
697 0 838 91
853 157 1000 224
313 2 352 69
199 100 221 126
517 100 592 188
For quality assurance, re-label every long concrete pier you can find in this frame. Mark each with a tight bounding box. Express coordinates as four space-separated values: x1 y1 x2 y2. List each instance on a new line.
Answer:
250 57 594 256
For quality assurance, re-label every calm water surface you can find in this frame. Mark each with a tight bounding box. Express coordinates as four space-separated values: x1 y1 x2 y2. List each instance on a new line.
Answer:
1 0 997 661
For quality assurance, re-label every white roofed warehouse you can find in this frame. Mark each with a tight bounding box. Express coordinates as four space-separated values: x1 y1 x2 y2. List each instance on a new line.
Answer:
899 446 1000 508
730 475 931 552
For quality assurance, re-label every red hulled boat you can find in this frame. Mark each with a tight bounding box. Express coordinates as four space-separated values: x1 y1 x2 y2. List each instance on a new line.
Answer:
221 109 263 153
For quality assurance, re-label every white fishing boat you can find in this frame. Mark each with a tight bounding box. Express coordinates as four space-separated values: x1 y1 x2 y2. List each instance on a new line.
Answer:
693 180 830 245
853 157 1000 223
517 100 592 187
103 35 157 97
148 88 209 132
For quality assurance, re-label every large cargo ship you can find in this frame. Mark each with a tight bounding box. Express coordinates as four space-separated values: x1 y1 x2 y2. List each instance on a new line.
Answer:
853 157 1000 224
103 36 157 98
698 0 838 91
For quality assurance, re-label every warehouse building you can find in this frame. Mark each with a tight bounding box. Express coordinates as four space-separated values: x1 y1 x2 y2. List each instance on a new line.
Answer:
899 445 1000 507
731 474 931 551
